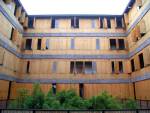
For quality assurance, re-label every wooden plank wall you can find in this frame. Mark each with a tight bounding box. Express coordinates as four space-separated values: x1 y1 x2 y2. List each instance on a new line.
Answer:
10 82 52 99
135 80 150 100
84 83 134 99
0 80 9 100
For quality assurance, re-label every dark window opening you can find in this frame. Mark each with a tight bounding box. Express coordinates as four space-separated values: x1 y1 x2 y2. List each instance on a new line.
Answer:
118 39 125 50
139 53 144 68
28 17 34 28
119 61 123 73
75 18 79 28
79 83 84 98
51 18 55 28
116 17 123 28
25 39 32 50
131 59 135 72
107 19 111 28
37 39 41 50
110 39 117 50
111 61 115 73
10 28 14 40
76 62 83 74
26 61 30 73
100 18 103 28
52 83 56 94
84 62 92 74
140 33 146 37
70 61 75 74
71 18 74 28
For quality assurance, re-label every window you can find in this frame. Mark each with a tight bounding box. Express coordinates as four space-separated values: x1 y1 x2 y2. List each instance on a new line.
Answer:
70 61 75 73
116 17 123 28
110 39 116 50
118 39 125 50
26 61 30 73
52 83 56 94
119 61 123 73
139 53 144 68
51 18 55 28
111 61 115 73
79 83 84 98
71 17 79 28
100 18 103 28
28 17 34 28
84 62 93 74
25 39 32 50
76 62 84 74
10 28 14 40
37 39 41 50
70 61 95 74
131 59 135 72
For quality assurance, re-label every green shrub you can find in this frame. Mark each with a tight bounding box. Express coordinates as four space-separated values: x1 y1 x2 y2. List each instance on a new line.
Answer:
89 91 122 109
8 84 138 110
123 99 138 109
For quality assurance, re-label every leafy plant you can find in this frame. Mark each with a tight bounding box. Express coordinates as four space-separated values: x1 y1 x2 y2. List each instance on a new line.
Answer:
123 99 138 109
8 84 138 110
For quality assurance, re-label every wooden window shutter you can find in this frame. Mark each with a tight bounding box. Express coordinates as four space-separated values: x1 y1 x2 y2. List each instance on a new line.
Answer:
143 47 150 66
131 29 137 42
31 38 37 50
92 62 97 74
20 11 26 24
140 20 146 34
0 47 5 65
135 26 141 40
136 0 142 7
12 29 18 42
98 17 101 28
134 55 140 71
124 13 129 25
123 60 132 74
103 18 107 29
110 18 116 29
114 61 119 74
41 38 46 50
23 17 28 28
15 6 22 18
